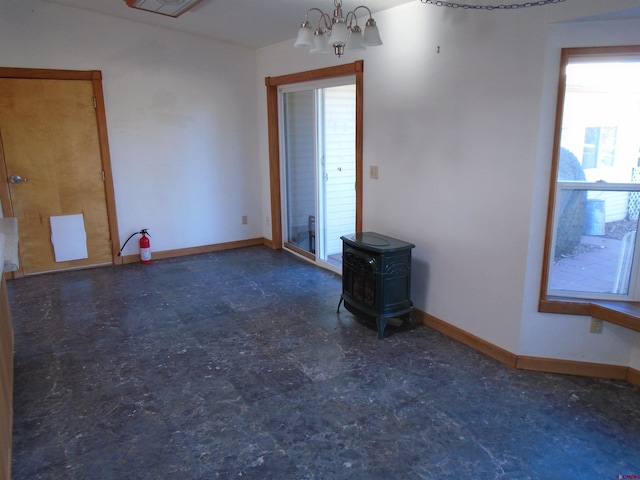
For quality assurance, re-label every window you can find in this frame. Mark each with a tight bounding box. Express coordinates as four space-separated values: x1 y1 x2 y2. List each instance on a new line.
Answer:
540 46 640 329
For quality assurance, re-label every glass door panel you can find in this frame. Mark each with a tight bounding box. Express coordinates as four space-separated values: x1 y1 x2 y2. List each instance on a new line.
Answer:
283 89 316 255
318 85 356 268
281 82 355 271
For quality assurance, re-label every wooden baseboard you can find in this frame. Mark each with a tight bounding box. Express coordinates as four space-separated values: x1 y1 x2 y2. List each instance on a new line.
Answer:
415 308 640 386
627 367 640 387
414 310 518 368
118 237 268 265
516 356 628 380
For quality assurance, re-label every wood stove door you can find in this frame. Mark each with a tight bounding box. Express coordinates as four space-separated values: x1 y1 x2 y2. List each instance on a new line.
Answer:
342 248 377 309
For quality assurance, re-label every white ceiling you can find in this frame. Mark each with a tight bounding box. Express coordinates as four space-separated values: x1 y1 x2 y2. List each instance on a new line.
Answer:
44 0 416 49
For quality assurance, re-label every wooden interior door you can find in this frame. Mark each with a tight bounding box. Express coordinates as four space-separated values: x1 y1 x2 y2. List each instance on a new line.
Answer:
0 76 115 275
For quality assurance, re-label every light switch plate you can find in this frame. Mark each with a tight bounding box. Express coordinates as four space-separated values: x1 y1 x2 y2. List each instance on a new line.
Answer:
370 165 379 180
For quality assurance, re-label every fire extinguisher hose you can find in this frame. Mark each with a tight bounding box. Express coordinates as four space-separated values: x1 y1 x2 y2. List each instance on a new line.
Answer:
117 229 151 257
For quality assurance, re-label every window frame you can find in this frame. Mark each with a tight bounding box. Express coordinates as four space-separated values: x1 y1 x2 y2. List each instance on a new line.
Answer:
539 45 640 332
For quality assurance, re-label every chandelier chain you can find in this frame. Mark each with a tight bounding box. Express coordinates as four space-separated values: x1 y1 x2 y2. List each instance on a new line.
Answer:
420 0 565 10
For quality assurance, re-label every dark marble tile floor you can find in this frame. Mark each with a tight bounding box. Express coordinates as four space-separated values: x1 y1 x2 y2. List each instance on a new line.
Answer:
8 246 640 479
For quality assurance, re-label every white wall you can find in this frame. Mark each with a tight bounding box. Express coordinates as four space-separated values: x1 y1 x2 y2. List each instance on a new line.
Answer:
257 0 640 366
0 0 261 256
631 344 640 371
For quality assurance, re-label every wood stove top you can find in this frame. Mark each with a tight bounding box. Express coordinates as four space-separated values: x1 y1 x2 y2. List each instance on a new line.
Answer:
341 232 415 253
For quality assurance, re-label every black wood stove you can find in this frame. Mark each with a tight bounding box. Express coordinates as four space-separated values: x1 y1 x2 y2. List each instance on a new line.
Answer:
337 232 415 339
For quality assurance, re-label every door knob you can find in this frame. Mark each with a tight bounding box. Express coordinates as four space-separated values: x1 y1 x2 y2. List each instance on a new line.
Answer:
9 174 28 184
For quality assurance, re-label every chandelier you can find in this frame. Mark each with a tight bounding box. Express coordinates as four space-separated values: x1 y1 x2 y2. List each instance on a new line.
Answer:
294 0 383 57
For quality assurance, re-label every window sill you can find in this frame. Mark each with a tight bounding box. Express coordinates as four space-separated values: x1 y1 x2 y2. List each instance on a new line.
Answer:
539 297 640 332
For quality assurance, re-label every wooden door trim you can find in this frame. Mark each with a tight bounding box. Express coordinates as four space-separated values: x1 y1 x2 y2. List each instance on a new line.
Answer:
0 67 94 81
265 60 364 250
91 72 121 265
0 133 13 219
0 67 121 269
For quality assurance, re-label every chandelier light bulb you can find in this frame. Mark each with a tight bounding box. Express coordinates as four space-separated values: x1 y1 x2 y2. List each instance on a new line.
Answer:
330 20 349 46
294 21 314 48
347 25 366 51
362 18 382 47
311 30 330 54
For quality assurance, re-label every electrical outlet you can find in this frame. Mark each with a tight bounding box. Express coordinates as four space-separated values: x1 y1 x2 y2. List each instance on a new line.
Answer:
589 318 603 334
242 215 248 225
370 165 379 179
265 216 270 225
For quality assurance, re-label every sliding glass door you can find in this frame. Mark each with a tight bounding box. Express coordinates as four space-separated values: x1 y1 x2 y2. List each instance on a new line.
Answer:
281 81 356 271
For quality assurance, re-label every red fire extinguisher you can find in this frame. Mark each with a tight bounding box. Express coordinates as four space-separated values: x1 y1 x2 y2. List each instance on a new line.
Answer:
139 229 151 264
117 229 152 264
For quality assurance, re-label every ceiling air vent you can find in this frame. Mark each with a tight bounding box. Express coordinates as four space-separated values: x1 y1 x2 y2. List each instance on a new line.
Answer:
125 0 204 18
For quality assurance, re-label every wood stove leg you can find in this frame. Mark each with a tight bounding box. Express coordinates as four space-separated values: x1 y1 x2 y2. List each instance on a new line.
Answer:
376 316 386 340
336 296 343 313
408 306 416 328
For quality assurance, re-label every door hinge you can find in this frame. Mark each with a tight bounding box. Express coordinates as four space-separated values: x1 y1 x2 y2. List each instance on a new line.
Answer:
101 171 105 182
93 97 97 109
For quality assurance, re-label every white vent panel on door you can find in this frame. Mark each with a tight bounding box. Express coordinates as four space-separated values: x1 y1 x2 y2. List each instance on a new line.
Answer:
50 214 88 262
